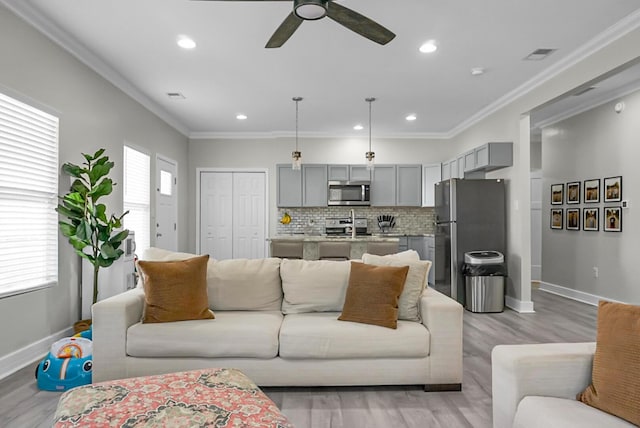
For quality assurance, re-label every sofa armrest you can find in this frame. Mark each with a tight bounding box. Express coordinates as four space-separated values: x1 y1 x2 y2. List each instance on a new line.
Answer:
420 287 463 385
92 288 145 382
491 342 596 428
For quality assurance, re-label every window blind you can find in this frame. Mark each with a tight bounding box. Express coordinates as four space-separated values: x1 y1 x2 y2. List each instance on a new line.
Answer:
123 146 150 253
0 92 59 298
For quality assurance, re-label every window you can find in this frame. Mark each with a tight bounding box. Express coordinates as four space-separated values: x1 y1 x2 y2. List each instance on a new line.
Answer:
0 92 59 298
123 146 150 254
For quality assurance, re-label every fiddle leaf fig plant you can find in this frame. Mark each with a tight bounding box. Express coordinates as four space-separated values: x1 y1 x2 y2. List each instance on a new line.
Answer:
56 148 129 305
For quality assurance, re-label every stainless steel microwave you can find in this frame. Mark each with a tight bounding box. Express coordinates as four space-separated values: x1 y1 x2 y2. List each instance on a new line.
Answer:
328 181 371 206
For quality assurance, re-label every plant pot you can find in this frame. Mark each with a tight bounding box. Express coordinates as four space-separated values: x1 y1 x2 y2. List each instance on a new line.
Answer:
73 319 92 334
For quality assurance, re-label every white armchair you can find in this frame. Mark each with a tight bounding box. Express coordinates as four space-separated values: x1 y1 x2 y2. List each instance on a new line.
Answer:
491 343 635 428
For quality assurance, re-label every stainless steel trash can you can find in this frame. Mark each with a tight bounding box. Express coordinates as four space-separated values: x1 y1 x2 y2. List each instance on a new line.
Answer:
462 251 506 313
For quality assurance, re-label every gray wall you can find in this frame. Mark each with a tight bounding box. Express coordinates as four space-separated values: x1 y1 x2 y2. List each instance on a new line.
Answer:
0 5 188 360
541 89 640 303
187 137 453 251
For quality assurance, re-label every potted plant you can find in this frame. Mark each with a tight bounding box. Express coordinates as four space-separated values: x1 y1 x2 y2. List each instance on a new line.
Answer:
56 148 129 329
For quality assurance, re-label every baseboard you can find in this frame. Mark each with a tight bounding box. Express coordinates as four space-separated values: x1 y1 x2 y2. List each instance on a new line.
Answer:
539 282 625 306
0 327 74 381
505 295 535 313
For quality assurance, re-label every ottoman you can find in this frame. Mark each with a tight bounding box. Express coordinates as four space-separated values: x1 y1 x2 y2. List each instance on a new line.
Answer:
53 368 293 427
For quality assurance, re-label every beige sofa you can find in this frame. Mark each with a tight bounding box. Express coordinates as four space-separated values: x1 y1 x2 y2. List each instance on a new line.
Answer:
93 248 463 390
492 343 635 428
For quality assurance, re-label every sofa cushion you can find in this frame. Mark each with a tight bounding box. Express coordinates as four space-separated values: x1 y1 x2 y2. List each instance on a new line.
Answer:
362 253 431 322
279 312 429 359
127 311 283 358
140 247 201 262
577 301 640 426
338 262 409 329
207 258 283 311
280 259 352 314
137 255 214 323
514 396 635 428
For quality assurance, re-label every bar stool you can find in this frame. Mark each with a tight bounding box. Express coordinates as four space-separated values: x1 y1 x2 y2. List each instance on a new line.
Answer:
270 241 304 259
318 241 351 261
366 241 399 256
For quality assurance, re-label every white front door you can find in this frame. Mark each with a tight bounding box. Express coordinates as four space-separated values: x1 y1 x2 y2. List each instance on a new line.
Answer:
155 156 178 251
199 171 266 260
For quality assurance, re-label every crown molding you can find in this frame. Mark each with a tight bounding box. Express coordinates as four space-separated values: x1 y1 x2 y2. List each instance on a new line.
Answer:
1 0 190 137
532 78 640 130
449 8 640 138
188 130 451 140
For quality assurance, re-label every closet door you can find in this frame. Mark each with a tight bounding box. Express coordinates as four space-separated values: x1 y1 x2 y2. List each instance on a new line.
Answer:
200 172 233 260
233 172 266 259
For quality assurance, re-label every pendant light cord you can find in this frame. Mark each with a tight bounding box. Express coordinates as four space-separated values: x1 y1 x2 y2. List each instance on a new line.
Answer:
293 97 302 152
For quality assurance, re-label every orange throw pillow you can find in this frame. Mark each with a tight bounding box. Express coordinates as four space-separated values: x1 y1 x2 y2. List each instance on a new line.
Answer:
338 261 409 329
577 301 640 425
137 255 214 323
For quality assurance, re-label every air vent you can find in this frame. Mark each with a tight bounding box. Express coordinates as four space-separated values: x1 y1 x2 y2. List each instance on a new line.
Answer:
166 92 185 100
572 86 596 96
524 48 557 61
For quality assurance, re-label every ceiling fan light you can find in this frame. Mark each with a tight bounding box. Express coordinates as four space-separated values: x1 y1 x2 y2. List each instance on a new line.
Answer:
294 0 327 20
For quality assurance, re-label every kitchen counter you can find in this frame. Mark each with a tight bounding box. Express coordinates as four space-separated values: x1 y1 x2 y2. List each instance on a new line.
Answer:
268 235 400 260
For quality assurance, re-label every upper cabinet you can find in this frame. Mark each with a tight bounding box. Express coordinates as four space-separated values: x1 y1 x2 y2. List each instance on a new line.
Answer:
302 164 327 207
276 164 302 207
422 163 442 207
396 165 422 206
440 142 513 180
327 164 371 181
370 165 396 206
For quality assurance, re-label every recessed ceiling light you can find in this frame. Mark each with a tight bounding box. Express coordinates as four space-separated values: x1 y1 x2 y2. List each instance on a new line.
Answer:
406 114 417 121
177 35 196 50
236 114 248 120
353 124 364 131
419 40 437 53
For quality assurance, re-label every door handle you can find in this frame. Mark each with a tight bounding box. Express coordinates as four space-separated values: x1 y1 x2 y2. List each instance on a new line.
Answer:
156 233 163 238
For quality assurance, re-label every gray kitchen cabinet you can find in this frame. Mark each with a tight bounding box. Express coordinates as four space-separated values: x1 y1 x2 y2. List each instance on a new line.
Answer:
422 163 442 207
407 236 426 260
370 165 397 206
398 236 409 252
276 164 302 207
456 154 465 179
463 150 476 172
302 164 328 207
441 160 452 181
396 165 422 206
425 236 435 285
472 142 513 171
407 235 435 284
328 164 370 181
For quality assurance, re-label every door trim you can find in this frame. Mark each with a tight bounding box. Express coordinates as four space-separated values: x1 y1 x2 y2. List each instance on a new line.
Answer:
196 168 269 256
156 154 178 250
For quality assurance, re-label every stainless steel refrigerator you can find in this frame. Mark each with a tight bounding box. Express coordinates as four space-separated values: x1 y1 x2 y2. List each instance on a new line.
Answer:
434 179 506 304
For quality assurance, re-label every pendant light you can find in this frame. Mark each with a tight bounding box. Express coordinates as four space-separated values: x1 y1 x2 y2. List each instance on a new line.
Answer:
365 97 376 171
292 97 303 170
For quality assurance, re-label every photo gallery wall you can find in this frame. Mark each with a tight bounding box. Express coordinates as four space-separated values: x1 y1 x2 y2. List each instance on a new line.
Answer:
550 176 622 232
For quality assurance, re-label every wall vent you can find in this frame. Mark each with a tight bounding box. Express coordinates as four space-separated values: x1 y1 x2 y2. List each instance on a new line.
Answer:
166 92 185 99
524 48 557 61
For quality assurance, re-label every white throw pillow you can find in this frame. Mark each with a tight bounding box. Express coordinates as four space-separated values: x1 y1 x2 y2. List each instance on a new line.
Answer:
280 259 352 314
361 253 431 322
207 258 283 311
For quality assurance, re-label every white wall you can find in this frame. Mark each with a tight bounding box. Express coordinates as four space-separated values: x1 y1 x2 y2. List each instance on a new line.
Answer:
541 89 640 303
0 5 188 365
187 137 453 250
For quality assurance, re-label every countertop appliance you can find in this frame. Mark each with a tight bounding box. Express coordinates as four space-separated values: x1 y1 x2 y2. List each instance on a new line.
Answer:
325 218 368 236
328 181 370 206
434 179 506 305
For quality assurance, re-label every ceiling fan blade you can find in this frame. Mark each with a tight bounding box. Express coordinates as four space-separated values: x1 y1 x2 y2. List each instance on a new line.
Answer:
266 12 303 48
326 2 395 45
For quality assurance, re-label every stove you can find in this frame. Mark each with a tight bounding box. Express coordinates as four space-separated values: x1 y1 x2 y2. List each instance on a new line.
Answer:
325 218 369 236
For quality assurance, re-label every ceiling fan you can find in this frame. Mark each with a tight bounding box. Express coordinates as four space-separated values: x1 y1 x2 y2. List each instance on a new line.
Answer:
192 0 396 48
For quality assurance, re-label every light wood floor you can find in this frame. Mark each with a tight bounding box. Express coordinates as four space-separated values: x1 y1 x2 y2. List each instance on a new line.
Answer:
0 289 597 428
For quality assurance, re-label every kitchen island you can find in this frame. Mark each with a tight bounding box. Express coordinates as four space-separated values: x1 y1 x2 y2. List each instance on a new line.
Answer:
267 235 400 260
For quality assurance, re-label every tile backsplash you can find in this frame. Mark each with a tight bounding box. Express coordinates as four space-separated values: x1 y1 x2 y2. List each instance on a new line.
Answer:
276 206 436 236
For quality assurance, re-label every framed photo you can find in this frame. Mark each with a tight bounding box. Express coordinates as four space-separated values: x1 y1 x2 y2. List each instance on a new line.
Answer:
583 208 599 231
566 181 580 204
566 208 580 231
551 184 564 205
583 179 600 203
604 207 622 232
550 209 563 229
603 176 622 202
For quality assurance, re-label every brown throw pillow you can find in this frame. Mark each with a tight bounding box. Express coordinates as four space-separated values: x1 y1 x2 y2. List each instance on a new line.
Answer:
137 255 214 323
338 261 409 329
577 301 640 425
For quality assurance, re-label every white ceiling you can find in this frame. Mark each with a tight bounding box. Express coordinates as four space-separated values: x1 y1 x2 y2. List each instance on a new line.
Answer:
4 0 640 138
